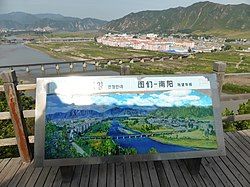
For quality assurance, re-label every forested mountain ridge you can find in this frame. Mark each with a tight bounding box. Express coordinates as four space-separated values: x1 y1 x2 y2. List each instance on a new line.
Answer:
102 1 250 34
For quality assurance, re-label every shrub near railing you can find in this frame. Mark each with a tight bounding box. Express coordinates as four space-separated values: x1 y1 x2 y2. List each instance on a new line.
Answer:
222 83 250 94
223 100 250 132
0 79 35 158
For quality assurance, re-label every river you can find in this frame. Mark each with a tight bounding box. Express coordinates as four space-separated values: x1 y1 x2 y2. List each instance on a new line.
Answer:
108 120 194 154
0 44 57 66
0 44 116 83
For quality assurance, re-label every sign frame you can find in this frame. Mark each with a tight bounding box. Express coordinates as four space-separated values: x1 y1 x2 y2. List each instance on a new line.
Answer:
34 74 226 167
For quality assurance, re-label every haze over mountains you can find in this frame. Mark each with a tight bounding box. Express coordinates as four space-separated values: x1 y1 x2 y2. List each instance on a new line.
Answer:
0 12 108 31
0 1 249 34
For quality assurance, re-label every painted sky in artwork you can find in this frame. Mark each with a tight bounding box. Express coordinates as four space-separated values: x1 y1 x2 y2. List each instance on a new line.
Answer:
46 90 212 114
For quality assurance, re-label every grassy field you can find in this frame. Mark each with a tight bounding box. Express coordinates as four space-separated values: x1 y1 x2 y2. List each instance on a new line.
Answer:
151 129 218 149
125 52 250 74
26 33 250 88
27 41 250 74
44 31 98 39
27 41 167 61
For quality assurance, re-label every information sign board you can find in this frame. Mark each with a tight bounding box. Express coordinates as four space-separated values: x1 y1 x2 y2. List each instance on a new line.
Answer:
35 74 225 167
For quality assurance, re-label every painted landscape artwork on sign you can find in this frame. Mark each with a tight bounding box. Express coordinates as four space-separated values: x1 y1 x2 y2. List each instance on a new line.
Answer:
44 77 218 159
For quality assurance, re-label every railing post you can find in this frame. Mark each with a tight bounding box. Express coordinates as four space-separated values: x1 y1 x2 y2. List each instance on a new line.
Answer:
55 64 60 75
41 65 45 75
213 62 227 95
1 70 33 162
120 65 130 75
82 62 87 71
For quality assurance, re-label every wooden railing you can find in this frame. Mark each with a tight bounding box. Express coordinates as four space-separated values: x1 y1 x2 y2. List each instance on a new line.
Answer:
0 62 249 163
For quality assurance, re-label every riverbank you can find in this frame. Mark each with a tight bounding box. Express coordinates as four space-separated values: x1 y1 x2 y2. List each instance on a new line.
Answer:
25 43 73 61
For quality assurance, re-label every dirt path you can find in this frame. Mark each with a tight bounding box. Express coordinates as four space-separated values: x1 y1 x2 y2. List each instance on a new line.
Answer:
235 58 243 69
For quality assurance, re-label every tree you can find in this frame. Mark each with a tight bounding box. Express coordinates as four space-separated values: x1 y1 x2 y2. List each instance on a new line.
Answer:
224 44 231 51
188 47 192 53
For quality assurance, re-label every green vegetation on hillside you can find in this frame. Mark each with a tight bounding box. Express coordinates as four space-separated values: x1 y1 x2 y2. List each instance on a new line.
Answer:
84 121 111 137
121 118 174 134
45 122 80 159
149 106 213 120
103 2 250 37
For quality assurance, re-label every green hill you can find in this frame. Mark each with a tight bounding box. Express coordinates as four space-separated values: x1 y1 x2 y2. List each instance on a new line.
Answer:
102 1 250 37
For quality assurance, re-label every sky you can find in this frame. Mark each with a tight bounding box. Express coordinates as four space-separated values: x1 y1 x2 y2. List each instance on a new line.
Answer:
0 0 249 21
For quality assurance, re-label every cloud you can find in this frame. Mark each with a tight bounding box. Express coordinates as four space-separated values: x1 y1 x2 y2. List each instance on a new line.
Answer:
54 90 211 108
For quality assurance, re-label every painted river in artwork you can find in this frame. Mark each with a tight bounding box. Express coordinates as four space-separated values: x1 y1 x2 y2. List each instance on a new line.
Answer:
108 120 195 154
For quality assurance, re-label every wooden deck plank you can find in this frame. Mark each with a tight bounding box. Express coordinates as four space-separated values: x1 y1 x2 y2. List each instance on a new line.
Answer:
234 132 250 150
52 167 62 187
230 133 250 153
161 161 179 187
123 162 133 187
213 156 244 187
224 145 250 184
199 164 215 187
0 158 10 172
176 160 198 187
0 162 22 187
201 158 224 187
225 133 250 160
238 130 250 144
115 163 124 187
35 167 51 187
70 165 83 187
43 167 59 187
97 164 107 187
189 172 206 187
242 130 250 137
139 162 152 187
61 166 75 187
204 157 233 187
225 138 250 171
0 157 22 187
154 161 170 187
131 162 143 187
147 161 160 187
16 163 35 187
80 164 91 187
169 160 187 187
7 161 30 187
26 167 43 187
89 164 99 187
1 130 249 187
106 163 115 187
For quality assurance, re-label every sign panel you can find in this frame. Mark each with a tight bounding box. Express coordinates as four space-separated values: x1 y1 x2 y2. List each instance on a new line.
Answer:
35 74 225 167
